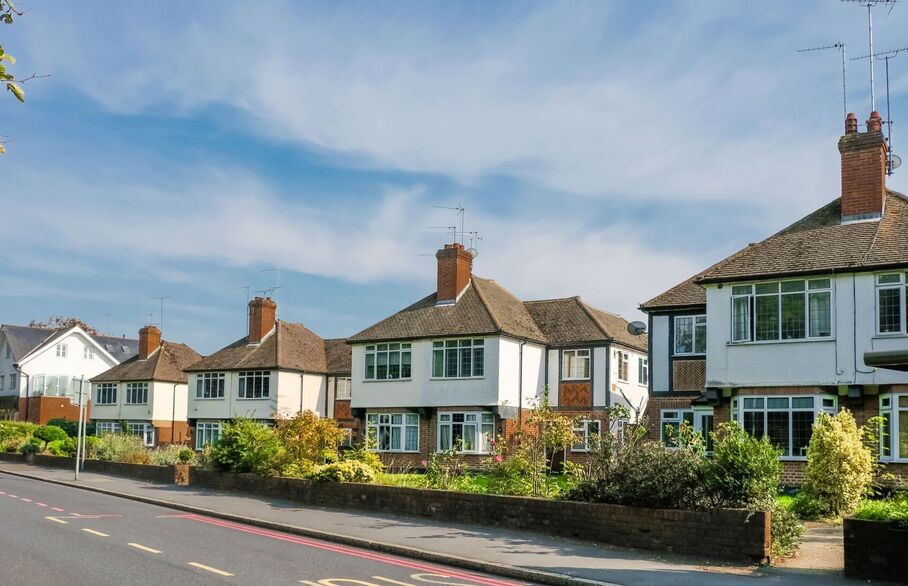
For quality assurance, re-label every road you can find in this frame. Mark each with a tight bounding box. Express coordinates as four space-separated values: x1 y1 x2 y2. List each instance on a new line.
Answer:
0 473 531 586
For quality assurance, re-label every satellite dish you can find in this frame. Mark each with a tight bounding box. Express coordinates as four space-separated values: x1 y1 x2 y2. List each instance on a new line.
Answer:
467 248 479 258
888 154 902 173
627 321 647 336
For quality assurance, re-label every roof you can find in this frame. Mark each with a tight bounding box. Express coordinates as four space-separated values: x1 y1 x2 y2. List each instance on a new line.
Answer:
91 342 203 383
524 298 647 352
0 324 139 363
349 276 645 351
324 339 352 375
186 321 347 374
641 191 908 310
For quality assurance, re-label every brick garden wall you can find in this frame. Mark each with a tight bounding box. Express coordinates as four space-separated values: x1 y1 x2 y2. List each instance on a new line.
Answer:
844 517 908 581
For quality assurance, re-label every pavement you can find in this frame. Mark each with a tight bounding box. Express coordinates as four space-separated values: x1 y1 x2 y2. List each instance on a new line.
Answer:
0 462 885 586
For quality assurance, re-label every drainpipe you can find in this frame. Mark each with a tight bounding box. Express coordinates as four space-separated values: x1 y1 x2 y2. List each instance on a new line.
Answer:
14 366 28 423
300 373 305 414
517 341 526 431
171 383 178 444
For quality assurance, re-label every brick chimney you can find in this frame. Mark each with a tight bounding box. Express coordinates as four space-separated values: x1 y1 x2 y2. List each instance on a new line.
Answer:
138 325 161 360
838 111 888 222
436 243 473 304
248 297 277 344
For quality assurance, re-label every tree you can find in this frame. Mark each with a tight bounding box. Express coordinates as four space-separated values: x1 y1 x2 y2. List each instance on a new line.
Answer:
274 410 346 466
517 387 577 496
33 425 67 450
1 0 47 154
29 316 100 335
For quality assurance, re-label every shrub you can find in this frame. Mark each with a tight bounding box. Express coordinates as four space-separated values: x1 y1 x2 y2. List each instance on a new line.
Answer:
19 441 40 455
177 448 195 464
0 421 37 445
704 422 781 509
148 444 196 466
426 447 466 490
801 410 874 518
210 418 283 474
342 445 384 474
310 460 375 483
771 502 805 558
83 435 100 459
46 437 78 457
483 436 534 496
94 433 149 462
195 445 214 469
33 425 68 450
46 418 95 438
853 491 908 523
275 410 347 466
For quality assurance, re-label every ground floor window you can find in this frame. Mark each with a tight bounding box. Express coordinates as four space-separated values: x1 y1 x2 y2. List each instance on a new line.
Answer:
571 419 601 452
438 412 494 453
366 413 419 452
95 421 121 436
880 394 908 461
660 408 714 450
339 428 354 448
125 422 155 446
732 395 836 459
195 421 222 450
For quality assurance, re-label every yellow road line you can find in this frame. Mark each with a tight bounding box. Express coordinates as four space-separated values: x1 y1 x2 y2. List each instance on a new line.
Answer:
45 516 68 524
188 562 233 576
128 543 161 554
81 528 109 537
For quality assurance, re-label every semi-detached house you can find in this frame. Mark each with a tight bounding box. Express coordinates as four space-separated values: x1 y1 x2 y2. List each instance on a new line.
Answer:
641 111 908 484
347 242 648 467
184 297 352 449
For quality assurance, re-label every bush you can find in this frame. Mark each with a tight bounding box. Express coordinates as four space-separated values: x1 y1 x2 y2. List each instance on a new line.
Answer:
210 418 283 474
771 502 805 558
704 422 781 509
342 445 384 474
275 410 347 470
0 421 37 446
801 410 874 518
853 492 908 522
46 437 78 457
177 448 195 464
33 425 68 450
94 433 149 462
46 418 95 438
19 441 40 455
148 444 196 466
425 447 467 490
310 460 375 483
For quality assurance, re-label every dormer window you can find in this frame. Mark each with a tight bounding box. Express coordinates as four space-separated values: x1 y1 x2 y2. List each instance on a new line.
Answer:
561 349 590 380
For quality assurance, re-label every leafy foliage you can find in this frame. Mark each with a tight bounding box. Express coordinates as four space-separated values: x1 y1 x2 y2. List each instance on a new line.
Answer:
770 502 805 558
47 418 96 438
310 460 376 483
0 420 36 451
853 491 908 523
704 422 781 509
148 444 197 466
341 444 384 474
800 410 874 518
275 410 346 466
46 437 78 457
515 388 578 496
94 433 149 462
425 446 467 490
28 316 99 335
210 418 283 474
33 425 67 450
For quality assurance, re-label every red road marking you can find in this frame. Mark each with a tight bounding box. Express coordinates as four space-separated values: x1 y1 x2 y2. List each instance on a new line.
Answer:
36 503 47 507
8 494 17 498
51 507 64 512
19 498 31 502
0 491 6 495
182 514 524 586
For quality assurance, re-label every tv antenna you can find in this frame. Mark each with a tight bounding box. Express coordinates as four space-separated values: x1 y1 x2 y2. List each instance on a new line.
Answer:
797 42 847 119
852 44 907 174
464 230 483 258
432 203 465 244
260 267 281 316
232 285 251 336
150 296 170 334
842 0 898 112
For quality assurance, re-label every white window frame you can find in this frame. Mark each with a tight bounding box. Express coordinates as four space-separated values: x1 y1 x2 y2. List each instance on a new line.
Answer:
126 421 155 446
83 346 94 360
8 373 16 391
95 421 121 436
364 343 413 381
732 395 837 460
673 315 707 355
195 421 222 450
237 370 270 400
195 372 226 399
437 411 494 454
561 349 591 381
571 419 601 452
731 279 833 344
125 382 148 405
431 338 485 379
335 377 351 400
876 273 908 335
56 343 67 358
366 413 419 452
660 408 714 450
616 351 629 382
638 357 649 386
880 394 908 462
96 383 117 405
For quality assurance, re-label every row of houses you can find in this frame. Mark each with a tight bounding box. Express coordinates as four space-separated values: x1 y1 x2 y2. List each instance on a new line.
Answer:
0 112 906 480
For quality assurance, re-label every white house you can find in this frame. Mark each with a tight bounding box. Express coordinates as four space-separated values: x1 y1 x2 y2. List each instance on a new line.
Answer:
184 297 351 449
640 111 908 484
347 242 648 467
90 325 202 446
0 324 138 424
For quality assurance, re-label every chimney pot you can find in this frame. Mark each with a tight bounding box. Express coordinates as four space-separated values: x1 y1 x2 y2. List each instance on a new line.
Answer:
248 297 277 344
436 242 473 303
845 112 858 134
138 325 161 360
867 111 883 133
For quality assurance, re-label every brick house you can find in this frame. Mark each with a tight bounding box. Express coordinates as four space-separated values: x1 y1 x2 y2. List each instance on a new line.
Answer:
641 112 908 485
90 325 202 446
347 242 648 468
184 297 352 449
0 324 138 424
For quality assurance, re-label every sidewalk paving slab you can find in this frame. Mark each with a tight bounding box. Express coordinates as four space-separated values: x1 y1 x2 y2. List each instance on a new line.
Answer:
0 462 877 586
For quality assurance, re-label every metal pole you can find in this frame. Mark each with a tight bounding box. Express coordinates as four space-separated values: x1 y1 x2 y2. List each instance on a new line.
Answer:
842 44 848 120
74 378 84 481
868 4 876 112
79 385 88 471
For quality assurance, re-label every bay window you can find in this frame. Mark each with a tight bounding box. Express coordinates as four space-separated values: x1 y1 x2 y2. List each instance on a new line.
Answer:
877 273 907 334
366 413 419 452
561 349 590 380
732 395 836 458
438 412 494 453
238 370 270 399
364 343 412 380
880 395 908 461
674 315 706 354
432 339 484 378
731 279 832 342
196 372 225 399
126 422 155 446
571 419 601 452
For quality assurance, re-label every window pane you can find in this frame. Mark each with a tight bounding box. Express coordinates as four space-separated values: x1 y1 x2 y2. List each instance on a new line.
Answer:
662 422 679 447
694 322 707 353
459 347 471 377
743 397 763 409
900 411 908 459
732 285 752 295
433 350 444 377
365 354 375 379
377 352 388 379
743 411 765 439
781 293 805 339
755 295 779 341
756 283 779 294
808 292 832 337
808 279 831 290
401 352 411 378
878 273 902 285
463 425 476 451
781 281 805 293
473 347 484 376
390 426 401 450
732 297 750 342
767 411 790 456
445 349 458 377
674 317 693 353
405 425 418 451
791 411 813 457
881 412 892 458
792 397 814 408
879 288 902 333
767 397 788 409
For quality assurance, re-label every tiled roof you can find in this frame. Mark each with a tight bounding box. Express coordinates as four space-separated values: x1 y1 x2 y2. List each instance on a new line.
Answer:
524 298 647 352
641 191 908 310
324 339 352 375
91 342 202 383
1 325 139 363
185 321 342 374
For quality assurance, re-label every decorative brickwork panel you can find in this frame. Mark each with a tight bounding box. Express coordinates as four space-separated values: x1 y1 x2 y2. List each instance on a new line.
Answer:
334 400 352 420
559 382 591 407
672 360 705 391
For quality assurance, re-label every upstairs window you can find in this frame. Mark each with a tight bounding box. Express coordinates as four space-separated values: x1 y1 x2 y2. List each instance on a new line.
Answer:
9 373 16 390
83 346 94 360
877 273 908 335
561 349 590 380
616 351 629 382
56 343 68 358
638 357 649 385
96 383 117 405
335 377 352 400
674 315 706 354
364 343 412 380
125 382 148 405
196 372 226 399
731 279 832 342
238 370 270 399
432 339 485 378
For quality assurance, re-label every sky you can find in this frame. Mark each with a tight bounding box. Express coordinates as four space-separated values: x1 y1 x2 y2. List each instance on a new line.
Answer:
2 1 908 354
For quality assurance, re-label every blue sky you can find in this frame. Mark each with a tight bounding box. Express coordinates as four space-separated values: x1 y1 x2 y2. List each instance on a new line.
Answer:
2 1 907 354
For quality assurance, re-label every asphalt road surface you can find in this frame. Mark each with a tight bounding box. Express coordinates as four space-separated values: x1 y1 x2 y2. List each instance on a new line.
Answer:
0 472 532 586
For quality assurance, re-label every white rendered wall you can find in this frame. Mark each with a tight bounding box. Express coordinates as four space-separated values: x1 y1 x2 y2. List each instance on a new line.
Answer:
650 315 670 393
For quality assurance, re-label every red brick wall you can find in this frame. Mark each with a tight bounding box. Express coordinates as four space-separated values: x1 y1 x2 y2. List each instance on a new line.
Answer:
838 117 887 218
18 397 88 425
248 297 277 343
138 325 161 360
151 420 191 446
559 382 591 407
435 243 473 302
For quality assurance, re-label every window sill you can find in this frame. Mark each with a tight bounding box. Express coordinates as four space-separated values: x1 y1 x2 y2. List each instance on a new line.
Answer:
335 396 352 401
778 457 808 462
362 379 412 383
727 338 834 347
124 403 148 406
368 449 420 454
436 451 490 456
236 397 271 401
429 377 486 381
194 397 226 401
873 333 908 339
